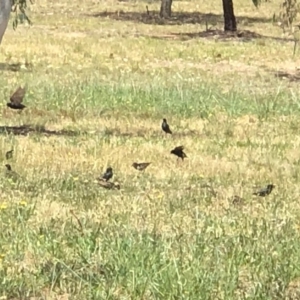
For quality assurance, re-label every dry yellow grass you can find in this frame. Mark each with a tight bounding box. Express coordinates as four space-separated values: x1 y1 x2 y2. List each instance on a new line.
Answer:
0 0 300 298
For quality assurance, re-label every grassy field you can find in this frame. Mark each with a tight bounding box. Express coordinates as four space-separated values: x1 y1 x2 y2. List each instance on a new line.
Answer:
1 0 300 298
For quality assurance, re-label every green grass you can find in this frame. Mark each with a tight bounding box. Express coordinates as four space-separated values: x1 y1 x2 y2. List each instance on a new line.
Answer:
1 0 300 298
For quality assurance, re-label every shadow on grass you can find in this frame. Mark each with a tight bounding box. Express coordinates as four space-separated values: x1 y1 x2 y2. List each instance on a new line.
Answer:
136 29 294 42
88 10 272 26
87 10 291 42
0 63 33 72
101 128 202 138
0 125 201 138
0 125 80 137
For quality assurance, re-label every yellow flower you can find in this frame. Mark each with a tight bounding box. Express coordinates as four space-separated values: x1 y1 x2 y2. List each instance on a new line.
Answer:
0 254 5 265
19 200 27 207
157 192 164 199
0 203 8 210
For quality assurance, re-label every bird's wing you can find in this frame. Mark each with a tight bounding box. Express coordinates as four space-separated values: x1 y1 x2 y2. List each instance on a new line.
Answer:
10 87 26 104
165 124 172 133
139 163 149 168
99 181 112 189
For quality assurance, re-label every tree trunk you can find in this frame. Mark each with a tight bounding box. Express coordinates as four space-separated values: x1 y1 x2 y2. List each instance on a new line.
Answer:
0 0 12 44
222 0 237 31
160 0 172 18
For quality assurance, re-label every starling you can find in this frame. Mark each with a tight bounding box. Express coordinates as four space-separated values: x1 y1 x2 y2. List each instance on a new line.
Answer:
253 184 275 197
170 146 187 160
98 180 120 190
7 86 26 110
231 195 245 206
4 164 19 180
5 164 12 172
162 118 172 134
132 162 151 171
5 149 13 160
100 167 113 182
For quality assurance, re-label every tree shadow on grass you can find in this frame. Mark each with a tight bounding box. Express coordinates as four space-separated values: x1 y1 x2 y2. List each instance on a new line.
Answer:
101 127 204 138
88 10 291 42
136 29 294 43
0 124 81 137
0 125 202 138
88 10 272 26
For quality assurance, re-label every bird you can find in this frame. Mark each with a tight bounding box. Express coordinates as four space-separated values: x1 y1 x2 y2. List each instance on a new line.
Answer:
98 180 120 190
231 195 245 206
5 164 12 172
7 86 26 110
170 146 187 160
253 184 275 197
5 149 13 160
162 118 172 134
4 164 19 180
132 162 151 171
100 167 113 182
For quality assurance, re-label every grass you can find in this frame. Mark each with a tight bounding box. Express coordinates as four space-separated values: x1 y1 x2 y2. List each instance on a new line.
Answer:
1 0 300 298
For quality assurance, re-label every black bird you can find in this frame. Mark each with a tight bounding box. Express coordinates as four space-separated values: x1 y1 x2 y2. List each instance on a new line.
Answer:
7 86 26 110
162 118 172 134
4 164 19 180
170 146 187 160
132 162 151 171
5 150 13 160
100 167 113 182
5 164 12 171
253 184 275 197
